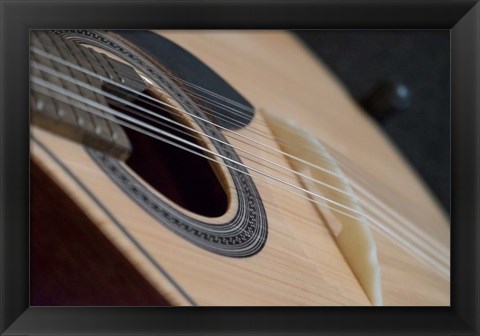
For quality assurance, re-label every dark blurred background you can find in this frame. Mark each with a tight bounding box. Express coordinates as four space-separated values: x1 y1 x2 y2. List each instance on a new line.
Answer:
295 31 450 214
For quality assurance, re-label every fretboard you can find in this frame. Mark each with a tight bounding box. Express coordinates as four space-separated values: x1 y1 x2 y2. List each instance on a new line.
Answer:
30 30 146 161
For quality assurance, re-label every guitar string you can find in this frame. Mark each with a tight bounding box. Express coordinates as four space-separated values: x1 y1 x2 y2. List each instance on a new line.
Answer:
30 81 450 278
30 76 450 276
29 55 450 264
31 74 370 219
31 47 449 259
32 61 367 205
30 53 449 262
31 60 443 245
31 48 348 177
30 59 450 270
30 43 446 260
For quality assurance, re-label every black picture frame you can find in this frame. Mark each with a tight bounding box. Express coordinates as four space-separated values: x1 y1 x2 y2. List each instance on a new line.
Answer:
1 0 478 335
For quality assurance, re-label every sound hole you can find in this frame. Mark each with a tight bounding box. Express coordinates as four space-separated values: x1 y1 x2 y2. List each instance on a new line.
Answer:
112 91 229 218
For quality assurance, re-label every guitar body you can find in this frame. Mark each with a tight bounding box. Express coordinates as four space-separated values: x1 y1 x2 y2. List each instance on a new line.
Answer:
30 30 450 306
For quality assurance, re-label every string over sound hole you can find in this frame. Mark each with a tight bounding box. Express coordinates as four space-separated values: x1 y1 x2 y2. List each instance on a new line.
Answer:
111 89 229 218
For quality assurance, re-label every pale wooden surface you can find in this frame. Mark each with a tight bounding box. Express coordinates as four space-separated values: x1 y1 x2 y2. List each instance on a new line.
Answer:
31 30 450 306
156 30 450 305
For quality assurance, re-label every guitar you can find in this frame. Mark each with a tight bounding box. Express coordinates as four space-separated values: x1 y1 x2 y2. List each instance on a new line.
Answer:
29 30 450 306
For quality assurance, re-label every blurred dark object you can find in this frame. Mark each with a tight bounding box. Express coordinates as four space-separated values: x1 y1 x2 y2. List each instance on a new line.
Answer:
296 30 450 214
362 81 412 122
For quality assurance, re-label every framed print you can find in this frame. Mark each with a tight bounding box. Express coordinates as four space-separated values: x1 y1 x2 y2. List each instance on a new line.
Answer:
1 0 479 335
